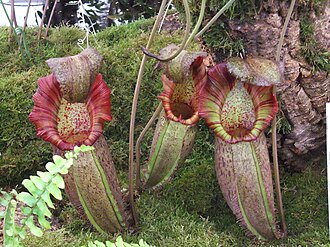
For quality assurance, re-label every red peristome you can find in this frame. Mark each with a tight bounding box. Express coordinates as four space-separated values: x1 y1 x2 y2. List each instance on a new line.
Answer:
29 73 112 150
199 63 278 144
158 56 206 126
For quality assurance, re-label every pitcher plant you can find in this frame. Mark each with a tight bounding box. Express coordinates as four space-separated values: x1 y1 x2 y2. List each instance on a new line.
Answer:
138 46 207 189
199 57 286 240
29 48 132 234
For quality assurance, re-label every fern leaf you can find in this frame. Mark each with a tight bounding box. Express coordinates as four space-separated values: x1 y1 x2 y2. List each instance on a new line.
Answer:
22 179 41 197
40 190 55 209
1 145 94 245
25 215 43 237
53 155 67 170
52 174 65 189
47 182 63 200
45 161 61 175
30 176 46 190
32 207 51 229
37 171 54 183
21 206 32 216
16 192 36 207
3 198 22 246
36 200 52 218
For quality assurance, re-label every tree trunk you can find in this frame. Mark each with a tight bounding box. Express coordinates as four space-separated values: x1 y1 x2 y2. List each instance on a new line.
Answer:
204 0 329 171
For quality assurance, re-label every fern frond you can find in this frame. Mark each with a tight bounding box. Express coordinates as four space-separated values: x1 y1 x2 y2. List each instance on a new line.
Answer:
1 145 94 247
86 236 154 247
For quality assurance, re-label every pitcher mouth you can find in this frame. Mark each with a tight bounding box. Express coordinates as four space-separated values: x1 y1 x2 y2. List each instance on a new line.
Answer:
158 56 207 126
29 73 112 150
171 102 195 120
199 62 278 144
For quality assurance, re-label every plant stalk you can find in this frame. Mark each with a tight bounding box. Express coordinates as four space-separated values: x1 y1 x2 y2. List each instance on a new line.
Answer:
128 0 168 226
141 0 191 62
272 0 296 237
184 0 206 48
38 0 50 40
20 0 32 44
45 0 59 37
194 0 236 40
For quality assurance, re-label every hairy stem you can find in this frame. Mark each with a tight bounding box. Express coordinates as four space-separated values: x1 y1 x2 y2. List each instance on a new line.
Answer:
141 0 191 62
135 103 162 191
128 0 168 226
272 0 296 237
194 0 236 40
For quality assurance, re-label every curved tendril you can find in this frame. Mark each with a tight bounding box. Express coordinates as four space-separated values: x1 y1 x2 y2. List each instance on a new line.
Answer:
272 0 296 238
184 0 207 49
135 103 163 191
128 0 168 226
141 0 191 62
194 0 236 40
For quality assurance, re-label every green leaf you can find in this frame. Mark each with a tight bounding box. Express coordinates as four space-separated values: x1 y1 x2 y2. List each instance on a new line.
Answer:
115 236 125 247
74 146 82 154
21 206 32 216
36 200 52 218
17 228 26 239
65 152 74 160
30 176 46 190
6 227 14 237
46 161 60 175
22 179 40 197
53 155 67 167
80 145 95 152
25 216 43 237
47 183 62 200
105 241 116 247
52 174 65 189
33 208 51 229
93 240 106 247
41 190 55 209
0 190 14 207
37 171 53 183
4 199 18 246
0 210 5 218
16 192 36 207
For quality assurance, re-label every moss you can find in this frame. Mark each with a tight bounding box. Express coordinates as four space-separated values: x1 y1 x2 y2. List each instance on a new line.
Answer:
173 0 248 60
299 15 330 72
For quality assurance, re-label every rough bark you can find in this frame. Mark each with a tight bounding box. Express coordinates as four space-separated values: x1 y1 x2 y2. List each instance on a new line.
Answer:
216 0 329 170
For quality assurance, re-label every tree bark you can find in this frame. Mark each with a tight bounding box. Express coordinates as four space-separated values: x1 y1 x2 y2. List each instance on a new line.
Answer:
207 0 329 171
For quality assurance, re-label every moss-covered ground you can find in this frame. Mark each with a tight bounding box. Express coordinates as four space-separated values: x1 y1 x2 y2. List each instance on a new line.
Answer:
0 19 328 246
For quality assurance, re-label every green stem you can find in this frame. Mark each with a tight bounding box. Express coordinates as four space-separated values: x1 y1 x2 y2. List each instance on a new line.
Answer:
128 0 168 226
272 0 296 237
141 0 191 62
0 0 24 57
184 0 207 48
194 0 236 40
135 103 162 191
